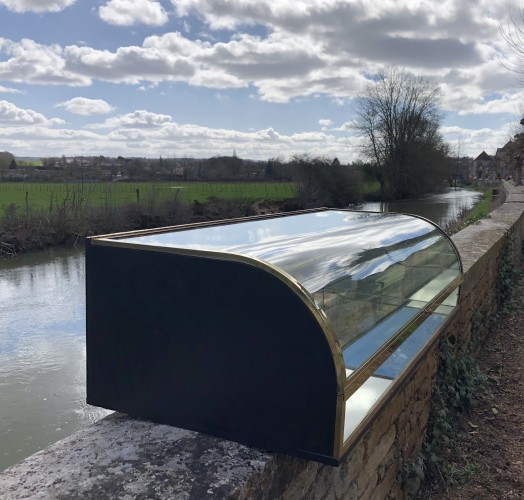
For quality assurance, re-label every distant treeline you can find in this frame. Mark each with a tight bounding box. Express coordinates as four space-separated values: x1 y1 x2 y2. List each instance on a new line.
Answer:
1 152 371 184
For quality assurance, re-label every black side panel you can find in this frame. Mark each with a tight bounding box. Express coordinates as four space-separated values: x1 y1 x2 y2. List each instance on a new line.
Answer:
86 241 339 462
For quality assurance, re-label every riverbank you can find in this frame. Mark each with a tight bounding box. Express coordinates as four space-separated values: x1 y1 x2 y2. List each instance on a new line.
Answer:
419 258 524 498
0 182 488 257
0 196 287 257
442 187 502 235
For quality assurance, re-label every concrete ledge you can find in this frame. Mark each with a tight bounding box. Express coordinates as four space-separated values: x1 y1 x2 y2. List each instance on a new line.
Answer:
0 413 276 499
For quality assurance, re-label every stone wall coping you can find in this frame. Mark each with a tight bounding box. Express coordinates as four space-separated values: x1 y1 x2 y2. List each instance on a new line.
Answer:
0 413 278 499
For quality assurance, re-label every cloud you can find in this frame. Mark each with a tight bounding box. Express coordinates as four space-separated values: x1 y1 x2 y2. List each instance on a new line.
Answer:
0 85 23 94
56 97 115 116
441 122 515 158
99 0 168 26
0 0 75 13
90 110 172 128
0 0 516 111
0 38 91 86
0 100 64 125
333 121 357 132
457 93 523 116
0 0 517 165
0 103 351 161
64 35 199 84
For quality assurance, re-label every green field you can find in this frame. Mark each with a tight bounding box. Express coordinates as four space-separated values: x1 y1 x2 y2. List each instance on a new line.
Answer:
0 181 297 213
359 181 381 195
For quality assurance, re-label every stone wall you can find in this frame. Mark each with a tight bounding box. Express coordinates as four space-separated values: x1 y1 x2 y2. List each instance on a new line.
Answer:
1 183 523 500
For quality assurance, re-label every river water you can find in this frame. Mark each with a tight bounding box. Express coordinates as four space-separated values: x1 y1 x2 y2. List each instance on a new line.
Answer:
0 187 482 472
359 187 484 227
0 248 110 471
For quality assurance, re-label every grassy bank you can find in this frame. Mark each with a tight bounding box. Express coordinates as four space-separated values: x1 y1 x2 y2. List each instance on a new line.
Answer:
0 181 297 212
443 187 496 235
0 181 298 256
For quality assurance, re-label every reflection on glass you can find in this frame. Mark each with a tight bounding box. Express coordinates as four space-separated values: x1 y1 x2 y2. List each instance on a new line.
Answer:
343 370 392 441
115 210 459 362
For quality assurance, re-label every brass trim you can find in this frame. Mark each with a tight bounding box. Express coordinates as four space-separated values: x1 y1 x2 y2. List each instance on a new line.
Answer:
342 274 463 401
332 393 346 459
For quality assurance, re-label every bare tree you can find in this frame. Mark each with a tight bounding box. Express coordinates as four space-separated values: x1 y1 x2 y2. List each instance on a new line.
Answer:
500 4 524 78
353 68 447 199
290 154 362 208
500 6 524 185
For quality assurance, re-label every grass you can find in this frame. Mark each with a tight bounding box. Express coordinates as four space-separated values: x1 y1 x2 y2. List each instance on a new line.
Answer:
15 161 42 167
443 187 495 235
464 188 493 220
0 181 297 213
359 181 381 196
444 461 481 486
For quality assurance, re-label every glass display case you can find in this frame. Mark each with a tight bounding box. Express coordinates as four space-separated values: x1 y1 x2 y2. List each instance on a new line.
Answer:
86 208 462 465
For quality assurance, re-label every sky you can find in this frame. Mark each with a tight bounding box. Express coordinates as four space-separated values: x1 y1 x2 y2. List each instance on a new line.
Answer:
0 0 523 162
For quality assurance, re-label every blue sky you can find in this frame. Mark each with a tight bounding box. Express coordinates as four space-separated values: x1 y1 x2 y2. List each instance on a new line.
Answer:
0 0 522 161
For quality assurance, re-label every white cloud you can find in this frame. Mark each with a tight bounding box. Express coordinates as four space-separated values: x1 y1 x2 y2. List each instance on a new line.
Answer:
458 93 523 116
0 100 64 125
0 0 518 110
0 38 91 86
99 0 168 26
441 122 515 158
0 0 522 162
0 104 353 161
56 97 115 116
319 118 333 130
0 85 23 94
0 0 75 13
90 110 172 128
333 121 357 132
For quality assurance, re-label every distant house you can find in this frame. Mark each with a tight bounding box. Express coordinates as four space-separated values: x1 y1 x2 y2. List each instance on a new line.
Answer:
473 151 496 180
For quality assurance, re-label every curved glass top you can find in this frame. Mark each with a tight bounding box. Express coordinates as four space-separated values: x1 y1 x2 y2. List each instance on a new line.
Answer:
113 210 460 352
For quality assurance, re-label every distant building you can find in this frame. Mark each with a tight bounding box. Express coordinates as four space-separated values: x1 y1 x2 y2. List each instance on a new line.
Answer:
494 141 515 179
473 151 496 181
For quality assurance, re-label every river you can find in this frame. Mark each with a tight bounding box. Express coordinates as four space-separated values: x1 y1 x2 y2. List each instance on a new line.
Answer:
0 248 110 472
359 187 484 226
0 187 482 472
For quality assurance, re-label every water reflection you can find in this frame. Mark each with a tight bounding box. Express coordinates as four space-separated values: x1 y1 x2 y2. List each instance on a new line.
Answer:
0 248 110 472
361 187 483 226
